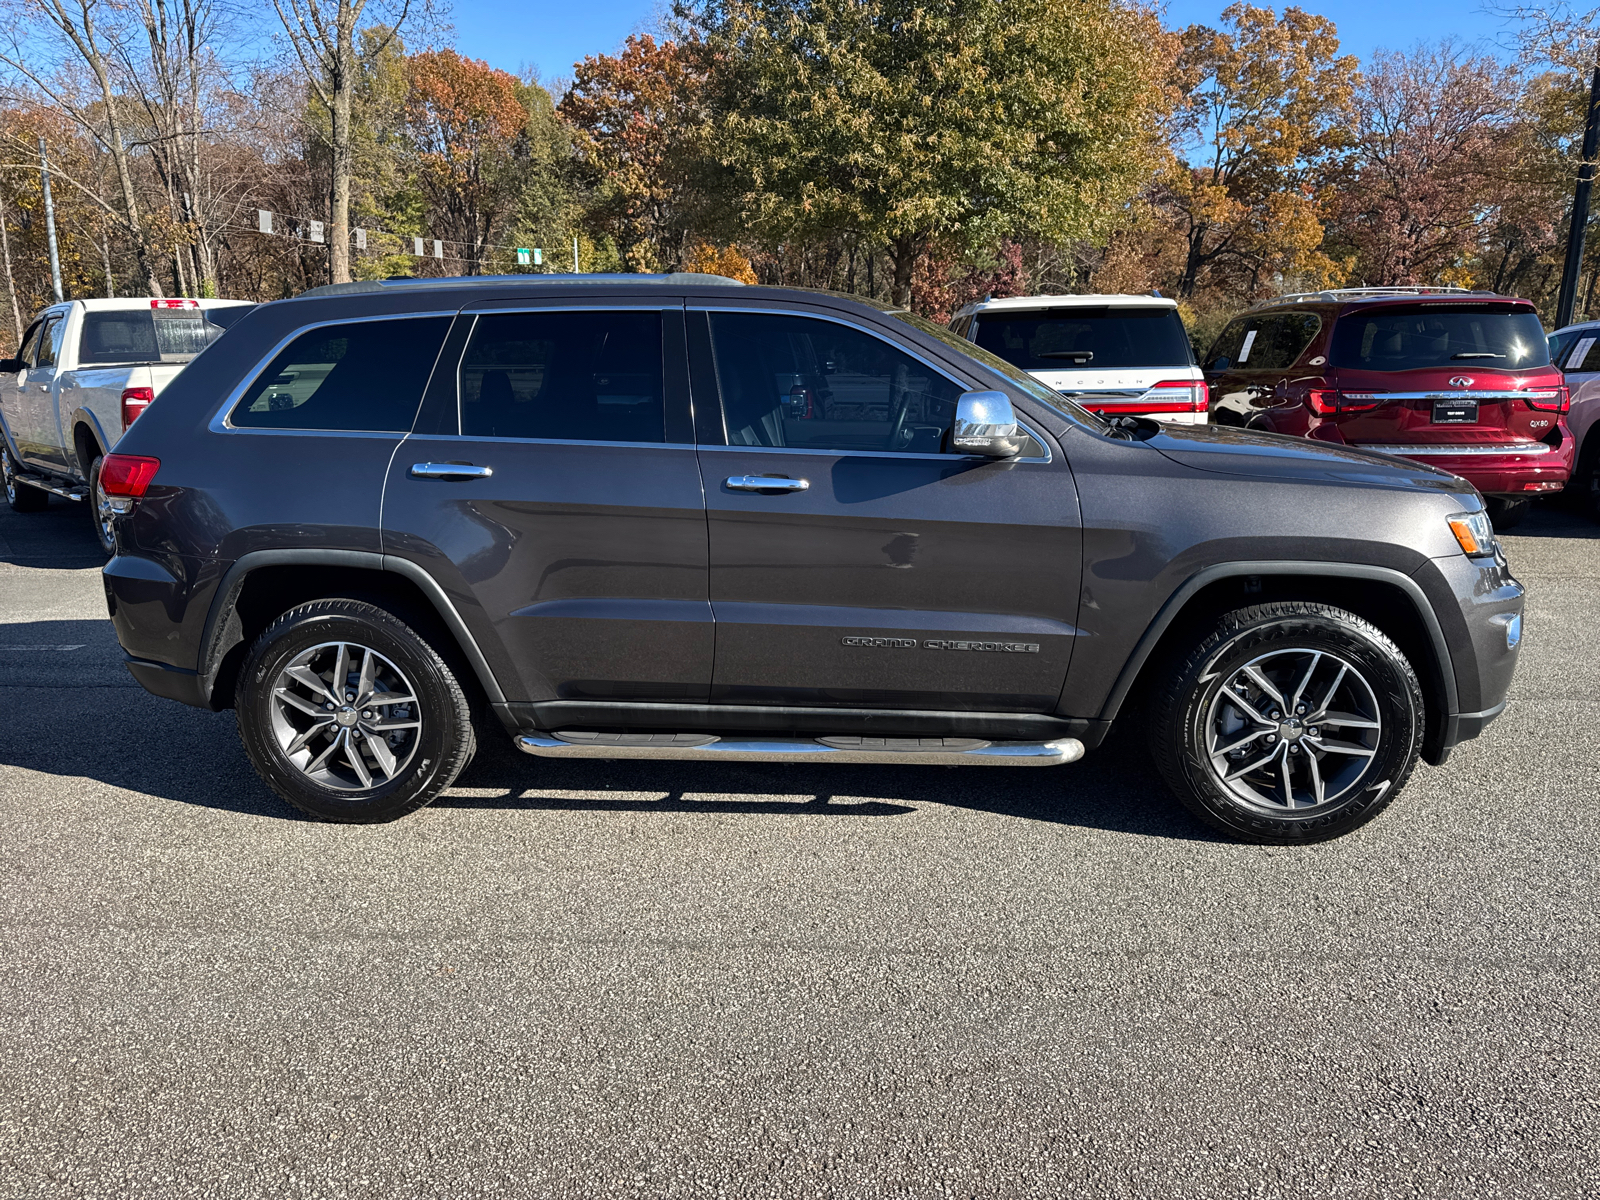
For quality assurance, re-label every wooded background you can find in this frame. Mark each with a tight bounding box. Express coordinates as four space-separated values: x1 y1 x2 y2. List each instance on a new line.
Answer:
0 0 1595 353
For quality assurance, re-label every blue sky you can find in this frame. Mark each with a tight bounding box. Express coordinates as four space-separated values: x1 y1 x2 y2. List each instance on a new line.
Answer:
451 1 1516 87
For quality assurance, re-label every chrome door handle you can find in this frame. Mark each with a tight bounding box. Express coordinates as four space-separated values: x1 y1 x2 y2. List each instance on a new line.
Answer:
410 462 493 480
726 475 809 492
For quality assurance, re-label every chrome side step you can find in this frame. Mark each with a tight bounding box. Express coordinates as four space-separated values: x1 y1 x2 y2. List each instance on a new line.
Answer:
16 472 86 501
514 732 1085 767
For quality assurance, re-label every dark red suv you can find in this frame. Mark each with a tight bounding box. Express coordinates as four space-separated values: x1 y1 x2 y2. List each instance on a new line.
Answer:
1204 288 1574 528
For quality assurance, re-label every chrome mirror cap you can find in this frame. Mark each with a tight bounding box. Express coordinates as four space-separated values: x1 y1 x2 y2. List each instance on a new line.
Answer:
952 390 1023 458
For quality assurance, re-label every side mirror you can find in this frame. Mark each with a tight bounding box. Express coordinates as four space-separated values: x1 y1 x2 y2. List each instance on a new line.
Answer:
0 357 24 374
1208 357 1230 372
952 390 1023 458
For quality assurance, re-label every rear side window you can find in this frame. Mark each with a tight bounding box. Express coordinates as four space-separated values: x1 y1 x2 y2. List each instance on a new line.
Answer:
708 311 966 453
972 307 1191 370
1556 329 1600 372
79 310 226 365
1330 305 1550 371
459 310 665 442
230 317 451 431
1206 313 1320 371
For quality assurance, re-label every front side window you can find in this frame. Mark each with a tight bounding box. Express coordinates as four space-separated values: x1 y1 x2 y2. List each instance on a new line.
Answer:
230 317 450 431
1206 313 1320 371
1330 305 1551 371
16 321 42 366
973 307 1193 370
34 315 64 368
707 312 966 453
459 310 665 442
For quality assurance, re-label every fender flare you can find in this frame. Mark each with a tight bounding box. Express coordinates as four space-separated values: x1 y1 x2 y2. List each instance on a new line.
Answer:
198 548 507 708
67 406 113 476
1096 559 1459 723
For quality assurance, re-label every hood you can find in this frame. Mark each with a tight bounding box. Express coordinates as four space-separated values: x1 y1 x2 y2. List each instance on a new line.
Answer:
1147 422 1477 495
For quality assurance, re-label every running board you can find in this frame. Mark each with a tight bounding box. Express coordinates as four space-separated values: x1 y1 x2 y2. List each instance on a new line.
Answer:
16 472 86 501
514 732 1086 767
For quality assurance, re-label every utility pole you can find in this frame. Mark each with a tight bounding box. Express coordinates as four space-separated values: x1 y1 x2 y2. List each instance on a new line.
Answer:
38 137 63 303
1556 61 1600 329
573 235 580 274
0 192 22 344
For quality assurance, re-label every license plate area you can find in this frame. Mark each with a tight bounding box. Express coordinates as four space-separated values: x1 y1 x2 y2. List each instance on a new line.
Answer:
1432 397 1479 424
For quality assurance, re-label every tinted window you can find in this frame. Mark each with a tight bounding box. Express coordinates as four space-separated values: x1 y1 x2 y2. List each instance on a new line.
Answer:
1205 313 1321 371
708 312 966 453
973 307 1191 370
1553 329 1600 372
1330 305 1550 371
79 310 225 365
459 310 664 442
230 317 450 431
16 321 41 365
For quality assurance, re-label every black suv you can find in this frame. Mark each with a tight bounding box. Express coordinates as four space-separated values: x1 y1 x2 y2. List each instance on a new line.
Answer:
101 274 1524 842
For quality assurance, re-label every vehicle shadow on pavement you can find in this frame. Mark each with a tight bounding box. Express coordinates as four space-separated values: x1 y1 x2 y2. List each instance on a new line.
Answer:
0 498 108 567
445 732 1222 842
1509 501 1600 539
0 617 1220 841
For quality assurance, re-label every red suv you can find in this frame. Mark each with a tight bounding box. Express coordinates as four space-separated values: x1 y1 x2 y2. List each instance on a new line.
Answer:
1204 288 1573 528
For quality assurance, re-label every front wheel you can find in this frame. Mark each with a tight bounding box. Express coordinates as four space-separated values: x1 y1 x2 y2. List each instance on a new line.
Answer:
236 599 477 822
3 443 47 513
1150 602 1424 844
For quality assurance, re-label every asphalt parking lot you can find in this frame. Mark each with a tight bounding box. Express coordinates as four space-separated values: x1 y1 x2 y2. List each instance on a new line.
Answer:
0 497 1595 1200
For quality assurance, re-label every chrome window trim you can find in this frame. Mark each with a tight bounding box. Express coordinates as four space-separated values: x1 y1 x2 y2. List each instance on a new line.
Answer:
689 304 1052 463
209 310 458 435
695 425 1051 465
405 432 698 452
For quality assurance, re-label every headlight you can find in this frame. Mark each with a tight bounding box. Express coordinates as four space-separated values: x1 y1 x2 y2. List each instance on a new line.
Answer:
1447 510 1497 557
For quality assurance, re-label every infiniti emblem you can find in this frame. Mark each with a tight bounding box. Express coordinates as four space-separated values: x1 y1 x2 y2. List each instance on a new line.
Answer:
1449 376 1474 388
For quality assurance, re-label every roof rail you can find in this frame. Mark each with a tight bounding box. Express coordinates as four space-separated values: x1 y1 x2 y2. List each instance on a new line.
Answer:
296 271 746 299
1251 285 1498 308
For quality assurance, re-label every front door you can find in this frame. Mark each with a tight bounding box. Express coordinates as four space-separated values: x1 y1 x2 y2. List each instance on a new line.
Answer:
383 304 713 715
18 312 66 468
690 308 1082 713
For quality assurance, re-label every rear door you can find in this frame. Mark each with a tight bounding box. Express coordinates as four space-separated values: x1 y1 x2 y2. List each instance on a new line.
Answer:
690 305 1082 713
382 302 713 714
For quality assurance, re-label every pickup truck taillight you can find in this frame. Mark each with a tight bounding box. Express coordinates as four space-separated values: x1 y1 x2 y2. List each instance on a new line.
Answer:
98 455 160 509
121 387 154 430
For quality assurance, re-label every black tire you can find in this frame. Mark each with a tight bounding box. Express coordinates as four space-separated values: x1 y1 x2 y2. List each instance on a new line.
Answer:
3 443 47 512
236 599 477 822
1579 439 1600 524
1485 496 1528 531
86 455 116 555
1150 602 1424 844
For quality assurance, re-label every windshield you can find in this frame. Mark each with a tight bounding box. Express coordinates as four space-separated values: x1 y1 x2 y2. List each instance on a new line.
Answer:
78 309 225 365
972 307 1192 370
1329 305 1550 372
889 309 1108 429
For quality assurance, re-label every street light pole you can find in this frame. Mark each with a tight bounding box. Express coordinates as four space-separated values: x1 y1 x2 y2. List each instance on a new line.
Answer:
1556 61 1600 329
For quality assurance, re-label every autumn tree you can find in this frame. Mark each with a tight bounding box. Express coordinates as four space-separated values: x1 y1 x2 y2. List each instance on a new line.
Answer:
560 34 705 272
404 49 527 275
1161 3 1357 300
684 0 1177 308
1331 45 1523 286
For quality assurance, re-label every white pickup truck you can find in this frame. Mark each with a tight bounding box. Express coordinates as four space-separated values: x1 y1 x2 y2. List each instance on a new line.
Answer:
0 297 253 552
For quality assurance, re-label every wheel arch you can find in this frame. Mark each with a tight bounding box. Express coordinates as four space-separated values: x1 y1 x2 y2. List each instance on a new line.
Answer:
198 549 507 717
1100 561 1458 763
68 407 113 477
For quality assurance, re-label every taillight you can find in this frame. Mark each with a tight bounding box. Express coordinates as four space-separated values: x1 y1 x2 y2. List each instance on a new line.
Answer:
1334 392 1382 412
1525 386 1569 413
1083 380 1208 416
1307 389 1338 415
120 386 154 430
98 454 160 498
151 298 199 309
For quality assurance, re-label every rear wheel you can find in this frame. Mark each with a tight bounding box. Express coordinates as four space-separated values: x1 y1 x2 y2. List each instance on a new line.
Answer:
1150 602 1424 844
1485 496 1528 531
87 455 115 555
1580 441 1600 524
236 599 477 822
3 443 47 513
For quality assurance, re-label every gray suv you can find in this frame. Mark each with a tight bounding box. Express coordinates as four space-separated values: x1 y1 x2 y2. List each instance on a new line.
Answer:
99 275 1524 842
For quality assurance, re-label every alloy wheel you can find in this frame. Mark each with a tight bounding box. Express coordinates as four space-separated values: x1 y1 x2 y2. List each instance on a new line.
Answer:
1204 648 1383 813
3 447 16 505
268 640 422 791
92 465 115 551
